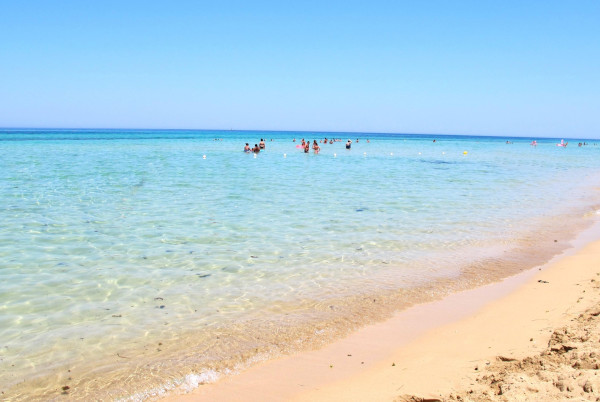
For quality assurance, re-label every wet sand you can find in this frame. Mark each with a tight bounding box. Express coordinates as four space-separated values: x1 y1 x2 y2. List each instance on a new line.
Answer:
165 222 600 401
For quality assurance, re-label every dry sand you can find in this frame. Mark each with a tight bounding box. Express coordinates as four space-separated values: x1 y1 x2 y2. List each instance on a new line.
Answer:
167 224 600 402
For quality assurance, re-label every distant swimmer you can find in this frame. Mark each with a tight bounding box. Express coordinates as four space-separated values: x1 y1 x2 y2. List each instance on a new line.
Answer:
253 144 260 153
313 140 320 154
346 140 352 149
244 143 251 152
259 139 266 149
530 140 537 146
304 142 310 153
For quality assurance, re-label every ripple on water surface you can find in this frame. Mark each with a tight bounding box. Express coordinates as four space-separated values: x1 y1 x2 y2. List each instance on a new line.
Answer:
1 130 600 399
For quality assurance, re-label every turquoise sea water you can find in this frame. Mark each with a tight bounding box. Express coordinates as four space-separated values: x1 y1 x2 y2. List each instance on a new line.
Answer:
1 129 600 400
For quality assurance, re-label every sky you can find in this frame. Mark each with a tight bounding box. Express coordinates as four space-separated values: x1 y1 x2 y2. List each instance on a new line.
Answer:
1 0 599 137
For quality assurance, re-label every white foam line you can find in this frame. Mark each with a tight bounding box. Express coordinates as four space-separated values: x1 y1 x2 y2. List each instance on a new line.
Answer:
119 369 222 402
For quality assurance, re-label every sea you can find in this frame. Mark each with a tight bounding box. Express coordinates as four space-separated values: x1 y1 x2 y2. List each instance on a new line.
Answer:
1 129 599 400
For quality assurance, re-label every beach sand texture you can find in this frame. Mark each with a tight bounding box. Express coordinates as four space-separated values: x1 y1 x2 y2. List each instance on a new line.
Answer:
169 226 600 401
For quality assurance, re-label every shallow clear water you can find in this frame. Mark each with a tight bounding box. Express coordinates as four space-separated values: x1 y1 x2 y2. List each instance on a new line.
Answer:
1 130 599 400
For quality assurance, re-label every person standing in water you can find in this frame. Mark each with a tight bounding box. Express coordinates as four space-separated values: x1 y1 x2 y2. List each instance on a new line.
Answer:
346 140 352 149
244 143 251 152
259 139 266 149
253 144 260 153
313 140 320 154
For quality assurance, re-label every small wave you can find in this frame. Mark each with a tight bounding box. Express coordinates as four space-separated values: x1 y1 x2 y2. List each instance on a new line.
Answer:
178 371 221 392
121 370 221 401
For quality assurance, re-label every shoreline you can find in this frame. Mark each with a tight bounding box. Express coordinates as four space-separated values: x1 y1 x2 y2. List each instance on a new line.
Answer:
166 217 600 401
3 131 600 401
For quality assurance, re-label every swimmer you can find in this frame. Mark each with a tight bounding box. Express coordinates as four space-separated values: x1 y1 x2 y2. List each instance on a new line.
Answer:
259 139 266 149
313 140 320 154
244 143 251 152
253 144 260 153
346 140 352 149
304 142 310 153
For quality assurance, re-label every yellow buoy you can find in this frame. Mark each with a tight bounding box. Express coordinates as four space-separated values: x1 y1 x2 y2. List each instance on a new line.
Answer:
463 151 468 155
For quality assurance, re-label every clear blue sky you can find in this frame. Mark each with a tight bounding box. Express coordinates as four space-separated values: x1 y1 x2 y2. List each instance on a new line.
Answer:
1 1 599 137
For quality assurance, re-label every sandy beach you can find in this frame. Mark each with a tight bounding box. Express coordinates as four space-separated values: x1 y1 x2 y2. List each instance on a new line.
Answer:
3 2 600 400
165 221 600 401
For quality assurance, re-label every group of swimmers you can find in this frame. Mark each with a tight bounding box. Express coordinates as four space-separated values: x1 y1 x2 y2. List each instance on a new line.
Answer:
243 137 376 154
302 140 321 153
244 138 266 153
291 138 370 153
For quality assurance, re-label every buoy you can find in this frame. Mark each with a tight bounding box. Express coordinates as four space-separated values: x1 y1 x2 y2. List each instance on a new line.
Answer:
334 153 337 158
363 152 366 155
418 152 421 155
442 152 445 155
253 154 257 158
390 152 393 156
283 153 286 158
463 151 468 155
202 155 206 159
